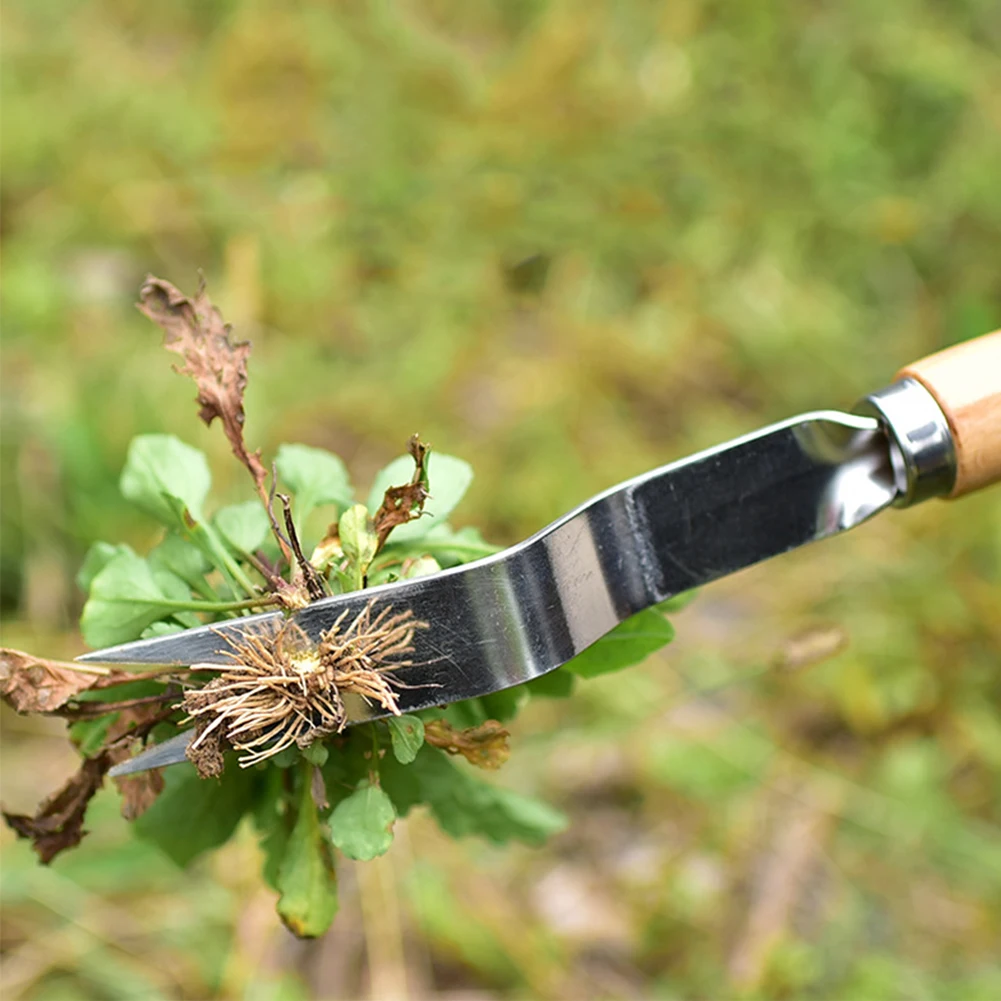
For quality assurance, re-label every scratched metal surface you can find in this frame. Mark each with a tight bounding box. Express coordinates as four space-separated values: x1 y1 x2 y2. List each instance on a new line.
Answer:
85 411 895 747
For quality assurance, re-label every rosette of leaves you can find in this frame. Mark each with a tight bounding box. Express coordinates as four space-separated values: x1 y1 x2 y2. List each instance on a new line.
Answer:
0 277 684 938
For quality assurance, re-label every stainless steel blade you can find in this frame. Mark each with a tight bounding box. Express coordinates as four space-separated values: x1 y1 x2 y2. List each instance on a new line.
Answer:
95 411 896 776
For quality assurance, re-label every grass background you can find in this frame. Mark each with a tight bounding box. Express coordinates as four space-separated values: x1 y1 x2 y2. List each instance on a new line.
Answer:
2 0 1000 998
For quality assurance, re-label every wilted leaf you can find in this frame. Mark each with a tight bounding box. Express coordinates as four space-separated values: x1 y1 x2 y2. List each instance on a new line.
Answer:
425 719 510 770
276 768 339 937
134 761 259 867
328 782 396 861
2 754 110 863
367 443 473 545
277 444 354 525
80 550 189 648
563 607 675 679
137 275 269 496
214 501 271 555
380 745 566 846
387 715 425 764
0 648 121 714
368 436 431 549
115 768 166 822
2 698 168 861
119 433 211 528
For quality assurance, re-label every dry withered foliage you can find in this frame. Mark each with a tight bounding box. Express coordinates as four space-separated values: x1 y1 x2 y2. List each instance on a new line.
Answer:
372 434 431 550
425 718 511 770
137 275 268 501
2 703 168 862
0 648 127 714
3 754 111 863
183 600 427 773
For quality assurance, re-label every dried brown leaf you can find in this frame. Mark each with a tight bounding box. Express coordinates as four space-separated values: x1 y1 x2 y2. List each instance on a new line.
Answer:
137 275 269 497
0 648 126 714
2 754 111 862
105 704 172 819
425 719 511 770
2 700 175 860
115 769 166 821
372 434 431 550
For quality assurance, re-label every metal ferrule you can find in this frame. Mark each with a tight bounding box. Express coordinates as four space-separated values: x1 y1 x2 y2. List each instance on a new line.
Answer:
856 378 956 507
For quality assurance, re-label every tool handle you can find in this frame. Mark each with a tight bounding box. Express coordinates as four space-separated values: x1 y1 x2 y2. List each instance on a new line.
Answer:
896 330 1001 498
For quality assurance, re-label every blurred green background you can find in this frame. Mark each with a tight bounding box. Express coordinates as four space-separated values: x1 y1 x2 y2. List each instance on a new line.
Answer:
2 1 1000 998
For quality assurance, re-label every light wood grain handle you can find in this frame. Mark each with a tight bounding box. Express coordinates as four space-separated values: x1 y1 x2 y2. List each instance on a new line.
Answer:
896 330 1001 497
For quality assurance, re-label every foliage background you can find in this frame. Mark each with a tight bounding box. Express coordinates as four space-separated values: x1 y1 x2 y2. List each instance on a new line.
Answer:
2 0 1000 998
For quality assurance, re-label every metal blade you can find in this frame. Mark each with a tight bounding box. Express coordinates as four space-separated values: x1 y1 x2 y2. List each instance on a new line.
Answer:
94 410 896 776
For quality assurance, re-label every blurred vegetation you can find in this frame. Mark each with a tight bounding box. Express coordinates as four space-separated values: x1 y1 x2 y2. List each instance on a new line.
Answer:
2 0 1000 998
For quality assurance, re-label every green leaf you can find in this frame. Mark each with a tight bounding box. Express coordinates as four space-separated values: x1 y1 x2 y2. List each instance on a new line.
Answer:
302 742 329 767
69 714 119 757
387 715 425 764
119 434 211 528
656 589 698 613
526 668 576 699
563 608 675 679
80 551 188 648
276 443 353 524
276 767 339 938
339 504 378 586
401 555 441 579
148 533 211 590
366 452 473 542
328 782 396 861
442 687 527 728
381 746 566 846
213 501 270 555
140 621 185 639
134 761 258 867
395 523 501 567
76 542 133 594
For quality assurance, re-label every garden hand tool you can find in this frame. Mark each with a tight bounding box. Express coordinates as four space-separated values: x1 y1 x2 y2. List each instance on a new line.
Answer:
79 331 1001 776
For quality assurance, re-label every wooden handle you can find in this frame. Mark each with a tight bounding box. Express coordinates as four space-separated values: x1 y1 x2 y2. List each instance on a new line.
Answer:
896 330 1001 497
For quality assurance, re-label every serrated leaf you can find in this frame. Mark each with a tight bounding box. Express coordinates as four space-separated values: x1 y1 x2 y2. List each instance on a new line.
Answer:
380 746 566 846
387 715 425 764
80 551 188 648
213 501 270 555
366 452 473 542
277 444 354 525
328 782 395 861
76 542 134 595
276 767 339 938
119 434 211 528
563 608 675 679
134 761 258 867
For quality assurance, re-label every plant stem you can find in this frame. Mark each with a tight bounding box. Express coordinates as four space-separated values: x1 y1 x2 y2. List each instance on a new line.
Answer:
110 595 280 613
